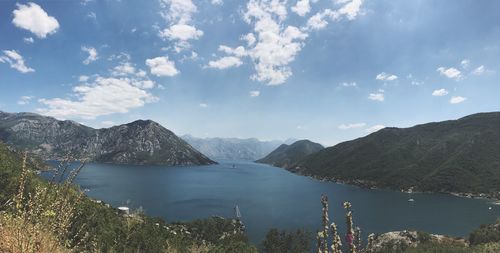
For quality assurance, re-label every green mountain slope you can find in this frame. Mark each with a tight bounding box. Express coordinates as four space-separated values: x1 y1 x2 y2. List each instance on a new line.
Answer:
256 139 324 168
291 112 500 196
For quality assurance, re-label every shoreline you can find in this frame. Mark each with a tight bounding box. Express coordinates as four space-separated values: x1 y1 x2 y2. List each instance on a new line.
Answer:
289 169 500 202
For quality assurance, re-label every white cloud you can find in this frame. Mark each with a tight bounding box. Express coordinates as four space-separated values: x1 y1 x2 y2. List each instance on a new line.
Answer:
472 65 485 75
82 46 98 65
241 33 256 46
368 93 384 102
291 0 311 17
211 0 223 5
365 124 385 133
12 2 59 38
38 76 158 119
460 59 470 69
199 103 208 108
249 90 260 97
432 88 448 96
78 75 90 82
306 0 363 31
145 56 179 77
159 0 202 52
159 24 203 41
450 96 466 104
23 37 34 44
340 81 357 87
207 0 363 85
207 56 243 69
112 62 136 76
376 72 398 81
17 95 34 105
0 50 35 73
437 67 462 80
338 122 366 130
87 12 97 20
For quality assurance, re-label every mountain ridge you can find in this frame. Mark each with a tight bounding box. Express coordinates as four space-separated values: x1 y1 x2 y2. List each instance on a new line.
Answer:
288 111 500 198
0 111 215 166
256 139 324 168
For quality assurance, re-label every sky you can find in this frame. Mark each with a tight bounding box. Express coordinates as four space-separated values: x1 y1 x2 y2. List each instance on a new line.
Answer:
0 0 499 146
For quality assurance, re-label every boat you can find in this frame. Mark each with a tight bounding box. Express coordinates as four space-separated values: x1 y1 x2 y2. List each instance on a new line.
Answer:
408 198 415 202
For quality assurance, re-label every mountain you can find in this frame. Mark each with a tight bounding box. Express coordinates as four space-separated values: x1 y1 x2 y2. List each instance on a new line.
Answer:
290 112 500 196
181 135 287 161
0 111 215 166
256 140 324 167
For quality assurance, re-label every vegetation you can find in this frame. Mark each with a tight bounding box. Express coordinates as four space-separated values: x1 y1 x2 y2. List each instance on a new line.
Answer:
0 141 254 252
290 112 500 197
261 229 311 253
256 140 324 168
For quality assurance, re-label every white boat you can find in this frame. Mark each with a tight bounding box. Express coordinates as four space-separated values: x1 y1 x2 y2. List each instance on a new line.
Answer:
408 198 415 202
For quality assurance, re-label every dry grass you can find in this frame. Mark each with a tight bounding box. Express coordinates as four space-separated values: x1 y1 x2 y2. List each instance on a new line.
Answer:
0 153 95 253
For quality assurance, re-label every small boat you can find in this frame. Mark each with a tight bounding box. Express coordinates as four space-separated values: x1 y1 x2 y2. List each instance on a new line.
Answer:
232 164 236 169
408 198 415 202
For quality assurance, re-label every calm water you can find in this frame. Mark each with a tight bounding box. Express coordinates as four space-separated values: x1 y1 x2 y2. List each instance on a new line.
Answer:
42 160 499 244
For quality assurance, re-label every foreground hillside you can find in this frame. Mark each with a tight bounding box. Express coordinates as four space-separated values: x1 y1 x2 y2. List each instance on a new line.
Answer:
0 111 215 166
256 139 324 168
291 112 500 197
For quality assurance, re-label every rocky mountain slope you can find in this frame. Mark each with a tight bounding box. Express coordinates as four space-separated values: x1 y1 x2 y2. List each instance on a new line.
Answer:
291 112 500 196
182 135 294 161
256 139 324 167
0 111 215 165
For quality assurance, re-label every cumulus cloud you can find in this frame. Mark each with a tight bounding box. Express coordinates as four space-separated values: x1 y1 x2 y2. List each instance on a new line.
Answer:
101 120 115 126
145 56 179 77
437 67 462 80
17 96 34 105
37 58 158 120
206 0 363 85
82 46 98 65
158 0 203 52
368 93 384 102
38 77 158 119
450 96 466 104
23 37 34 44
207 56 243 69
211 0 223 5
291 0 311 16
365 124 385 133
376 72 398 81
432 88 448 96
306 0 363 30
338 122 366 130
0 50 35 73
249 90 260 97
12 2 59 38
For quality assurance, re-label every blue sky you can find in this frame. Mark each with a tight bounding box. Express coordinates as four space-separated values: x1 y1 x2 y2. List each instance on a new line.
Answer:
0 0 499 146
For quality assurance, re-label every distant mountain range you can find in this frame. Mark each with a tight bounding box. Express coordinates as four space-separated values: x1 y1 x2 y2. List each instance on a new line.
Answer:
182 135 297 161
0 111 215 166
288 112 500 196
256 140 324 168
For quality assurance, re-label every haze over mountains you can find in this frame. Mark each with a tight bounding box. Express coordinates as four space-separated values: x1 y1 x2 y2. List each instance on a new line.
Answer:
182 135 297 161
0 111 215 166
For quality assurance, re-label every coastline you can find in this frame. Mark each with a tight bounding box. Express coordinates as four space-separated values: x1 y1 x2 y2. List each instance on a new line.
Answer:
287 168 500 202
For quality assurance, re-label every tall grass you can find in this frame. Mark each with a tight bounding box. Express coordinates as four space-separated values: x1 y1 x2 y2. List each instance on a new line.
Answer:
0 153 95 252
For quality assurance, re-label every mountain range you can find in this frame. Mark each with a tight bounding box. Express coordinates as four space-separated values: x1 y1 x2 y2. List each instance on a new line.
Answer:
256 140 324 168
288 112 500 196
0 111 215 166
182 135 296 161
